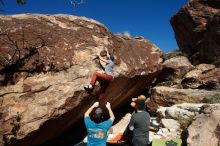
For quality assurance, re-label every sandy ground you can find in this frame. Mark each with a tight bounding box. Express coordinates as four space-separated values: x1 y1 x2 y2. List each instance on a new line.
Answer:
108 113 181 142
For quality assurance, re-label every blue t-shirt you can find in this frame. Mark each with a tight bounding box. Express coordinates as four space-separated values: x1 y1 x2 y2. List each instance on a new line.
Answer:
84 116 112 146
104 59 114 76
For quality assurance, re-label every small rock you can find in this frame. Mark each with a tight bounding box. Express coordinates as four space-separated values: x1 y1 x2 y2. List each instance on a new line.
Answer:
161 119 180 131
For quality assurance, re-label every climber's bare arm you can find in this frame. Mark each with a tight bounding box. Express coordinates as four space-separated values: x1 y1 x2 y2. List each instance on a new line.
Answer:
99 55 108 63
84 102 99 117
105 48 110 58
106 102 115 122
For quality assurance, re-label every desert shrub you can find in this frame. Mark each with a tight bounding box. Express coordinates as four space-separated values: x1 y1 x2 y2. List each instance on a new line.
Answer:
164 49 187 60
202 93 220 104
165 74 178 82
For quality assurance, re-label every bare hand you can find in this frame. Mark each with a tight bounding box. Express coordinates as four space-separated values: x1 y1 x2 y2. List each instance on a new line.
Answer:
132 98 137 102
93 102 99 108
106 102 111 109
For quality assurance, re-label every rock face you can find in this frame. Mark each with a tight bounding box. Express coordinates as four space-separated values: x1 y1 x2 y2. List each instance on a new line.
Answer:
157 103 204 128
182 64 220 89
155 56 194 89
149 56 220 114
171 0 220 66
161 119 180 131
162 56 194 77
0 14 162 146
147 86 220 113
187 104 220 146
157 103 220 146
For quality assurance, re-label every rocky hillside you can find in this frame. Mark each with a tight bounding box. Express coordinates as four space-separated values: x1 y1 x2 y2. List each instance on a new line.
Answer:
0 14 162 146
150 0 220 144
165 2 220 143
171 0 220 66
147 55 220 146
148 56 220 113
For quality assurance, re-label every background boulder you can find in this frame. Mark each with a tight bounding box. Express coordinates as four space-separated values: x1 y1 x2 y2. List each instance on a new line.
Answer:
162 56 194 77
157 103 204 128
182 64 220 89
187 104 220 146
147 86 220 113
171 0 220 66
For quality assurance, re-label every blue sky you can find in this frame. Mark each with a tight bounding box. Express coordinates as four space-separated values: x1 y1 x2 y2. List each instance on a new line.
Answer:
2 0 188 52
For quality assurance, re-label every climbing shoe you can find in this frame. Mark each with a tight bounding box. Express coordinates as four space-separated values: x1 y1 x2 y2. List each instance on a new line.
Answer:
84 84 93 89
84 84 93 93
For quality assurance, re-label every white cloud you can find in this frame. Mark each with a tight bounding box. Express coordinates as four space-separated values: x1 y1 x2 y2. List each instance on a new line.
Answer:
123 31 131 36
115 31 131 36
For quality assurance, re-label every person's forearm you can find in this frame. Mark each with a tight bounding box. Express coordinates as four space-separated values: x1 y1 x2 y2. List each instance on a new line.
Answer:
107 107 115 122
99 56 107 63
85 105 95 117
105 48 110 58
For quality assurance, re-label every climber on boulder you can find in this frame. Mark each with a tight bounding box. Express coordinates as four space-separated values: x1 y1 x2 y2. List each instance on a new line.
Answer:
84 48 115 93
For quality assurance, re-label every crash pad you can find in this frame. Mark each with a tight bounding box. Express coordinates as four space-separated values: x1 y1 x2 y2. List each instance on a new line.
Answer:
107 133 125 143
152 138 182 146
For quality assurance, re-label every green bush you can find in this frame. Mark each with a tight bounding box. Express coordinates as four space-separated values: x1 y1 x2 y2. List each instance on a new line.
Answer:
165 74 178 82
164 49 187 60
202 93 220 104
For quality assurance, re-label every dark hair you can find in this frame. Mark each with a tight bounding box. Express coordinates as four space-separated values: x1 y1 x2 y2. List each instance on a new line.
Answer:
108 54 115 61
100 50 107 57
93 108 103 123
135 99 146 110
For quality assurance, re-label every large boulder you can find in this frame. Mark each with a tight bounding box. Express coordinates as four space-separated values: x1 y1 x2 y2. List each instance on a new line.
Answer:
157 103 220 146
148 86 220 113
157 103 204 128
182 64 220 89
162 56 194 77
153 56 193 89
161 119 181 131
171 0 220 66
0 14 163 146
187 104 220 146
